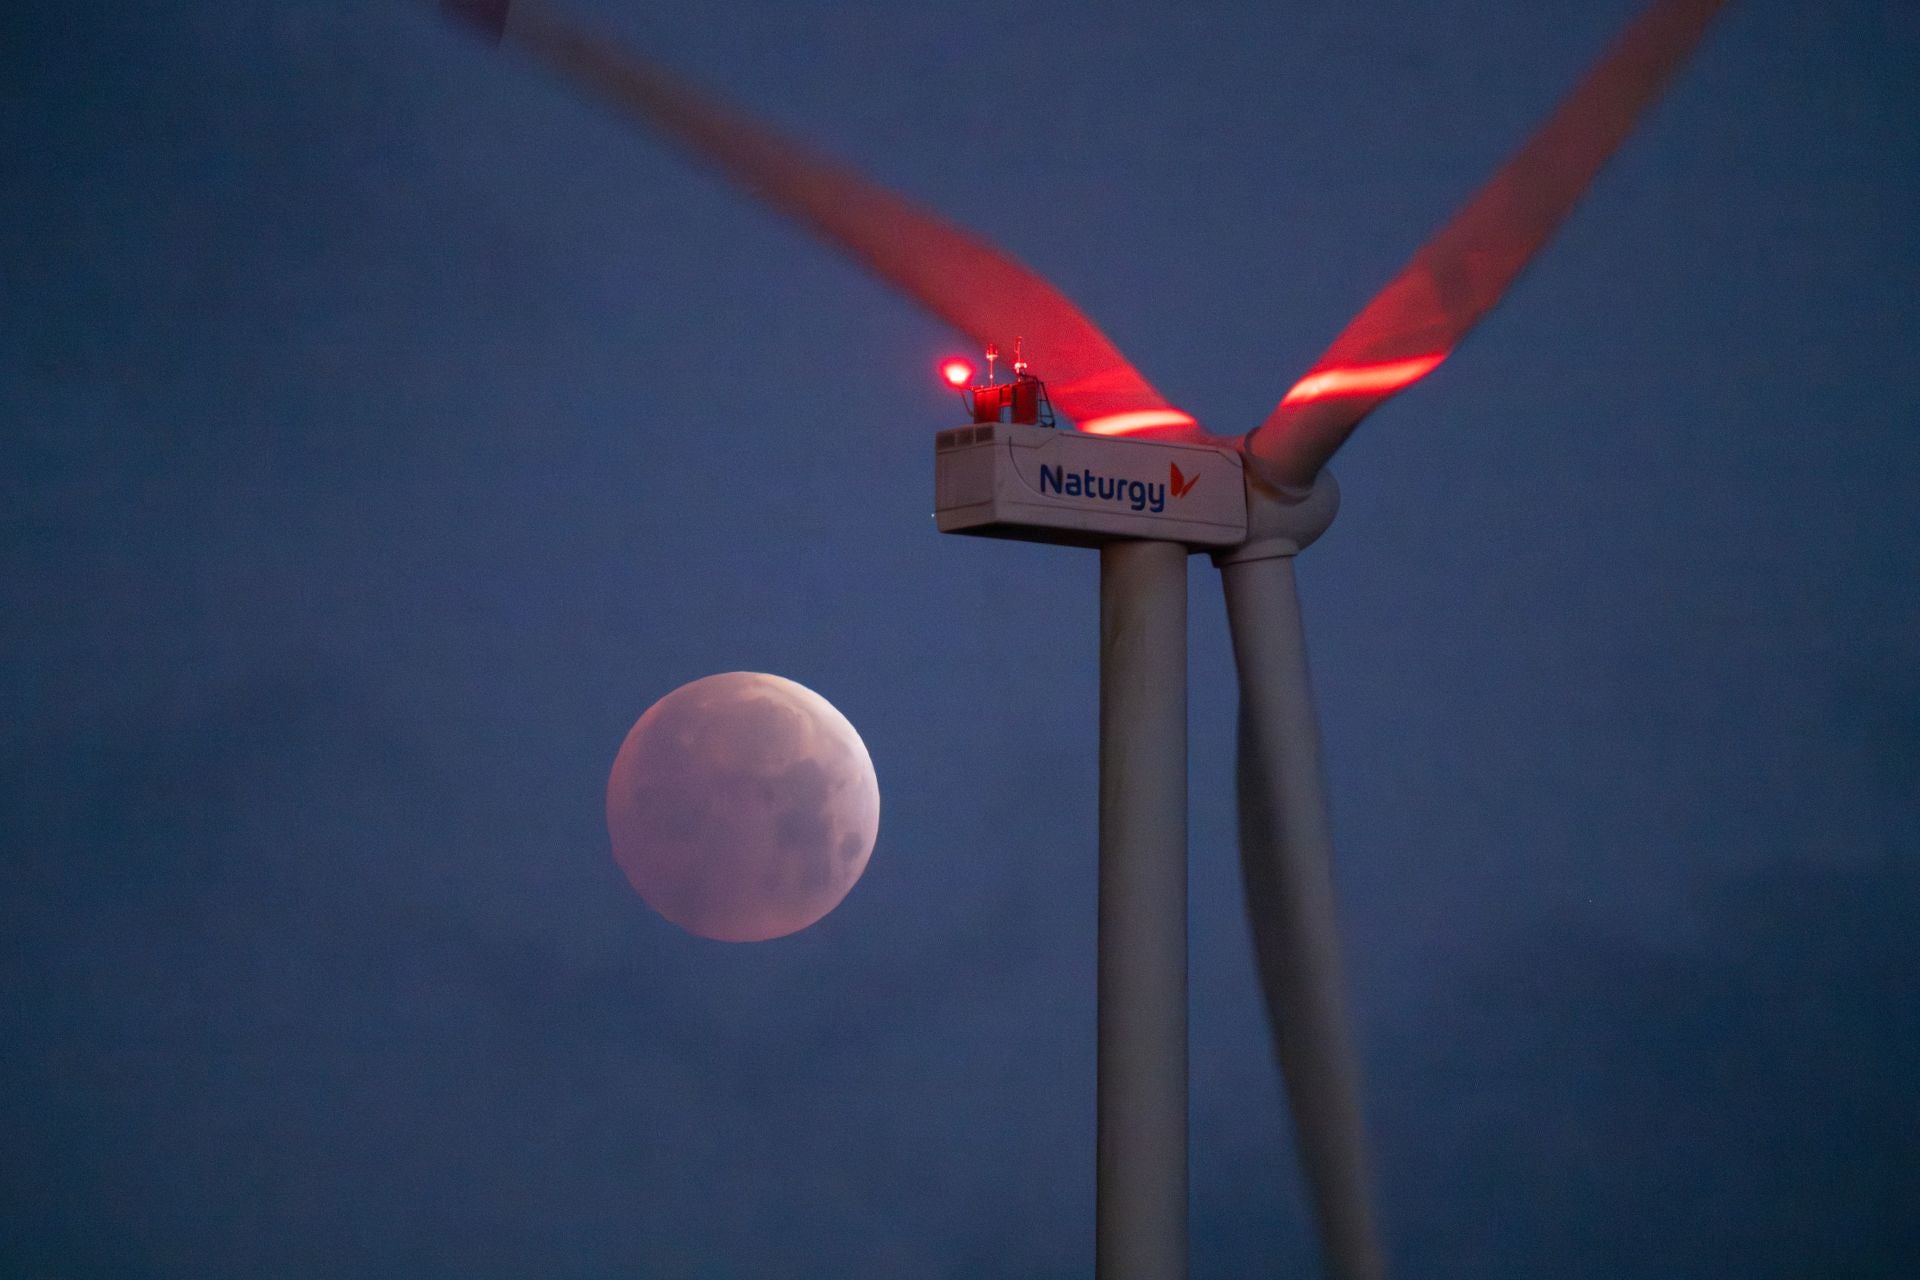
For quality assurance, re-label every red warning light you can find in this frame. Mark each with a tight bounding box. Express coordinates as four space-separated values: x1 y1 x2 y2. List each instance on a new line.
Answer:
940 358 975 389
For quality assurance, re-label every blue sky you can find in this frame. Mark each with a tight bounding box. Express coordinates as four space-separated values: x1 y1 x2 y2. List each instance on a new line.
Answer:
5 0 1917 1274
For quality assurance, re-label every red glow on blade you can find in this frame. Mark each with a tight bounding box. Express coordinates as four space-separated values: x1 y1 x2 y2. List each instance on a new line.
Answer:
1080 409 1199 436
1279 354 1447 407
1244 0 1727 487
940 358 975 388
483 11 1212 436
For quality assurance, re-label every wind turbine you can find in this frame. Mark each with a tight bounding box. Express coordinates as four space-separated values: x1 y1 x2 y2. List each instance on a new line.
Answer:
442 1 1727 1275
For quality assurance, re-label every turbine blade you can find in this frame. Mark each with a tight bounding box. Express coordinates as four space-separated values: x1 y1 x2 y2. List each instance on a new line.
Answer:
1220 552 1386 1280
443 1 1198 435
1245 0 1726 486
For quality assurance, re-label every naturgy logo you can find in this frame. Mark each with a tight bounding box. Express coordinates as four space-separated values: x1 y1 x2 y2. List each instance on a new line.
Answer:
1038 461 1201 514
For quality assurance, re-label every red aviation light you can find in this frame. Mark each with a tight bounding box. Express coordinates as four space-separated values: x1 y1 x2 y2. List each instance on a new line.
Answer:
943 340 1057 426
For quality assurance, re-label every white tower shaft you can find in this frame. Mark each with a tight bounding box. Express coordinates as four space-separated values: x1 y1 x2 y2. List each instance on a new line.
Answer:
1096 539 1190 1278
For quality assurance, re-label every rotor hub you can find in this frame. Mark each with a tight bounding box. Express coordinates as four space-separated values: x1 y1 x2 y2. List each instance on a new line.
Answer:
1213 467 1339 565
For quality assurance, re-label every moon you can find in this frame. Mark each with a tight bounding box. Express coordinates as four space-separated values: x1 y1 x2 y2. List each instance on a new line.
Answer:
605 672 880 942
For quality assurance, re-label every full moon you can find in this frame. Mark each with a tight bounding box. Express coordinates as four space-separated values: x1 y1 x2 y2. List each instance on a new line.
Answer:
605 672 880 942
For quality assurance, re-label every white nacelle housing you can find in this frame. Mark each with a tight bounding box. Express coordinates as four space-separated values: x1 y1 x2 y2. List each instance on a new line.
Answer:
934 423 1247 548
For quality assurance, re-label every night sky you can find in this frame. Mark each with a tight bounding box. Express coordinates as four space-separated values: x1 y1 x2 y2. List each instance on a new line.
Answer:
6 1 1918 1275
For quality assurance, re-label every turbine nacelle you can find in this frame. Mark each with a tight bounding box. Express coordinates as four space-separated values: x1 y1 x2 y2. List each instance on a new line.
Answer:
931 339 1334 556
934 423 1245 550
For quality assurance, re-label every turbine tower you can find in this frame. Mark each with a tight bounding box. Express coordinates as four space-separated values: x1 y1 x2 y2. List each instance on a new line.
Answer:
443 2 1727 1274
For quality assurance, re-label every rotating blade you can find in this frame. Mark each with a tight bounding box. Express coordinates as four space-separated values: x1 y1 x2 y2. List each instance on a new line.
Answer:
443 0 1201 436
1244 0 1727 486
1221 551 1386 1280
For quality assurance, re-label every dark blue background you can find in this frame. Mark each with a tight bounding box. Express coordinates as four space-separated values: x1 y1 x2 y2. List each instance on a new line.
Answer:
5 1 1916 1274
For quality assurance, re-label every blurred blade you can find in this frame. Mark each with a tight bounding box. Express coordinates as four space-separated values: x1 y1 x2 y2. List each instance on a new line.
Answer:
1220 552 1386 1280
1245 0 1726 486
444 0 1198 434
